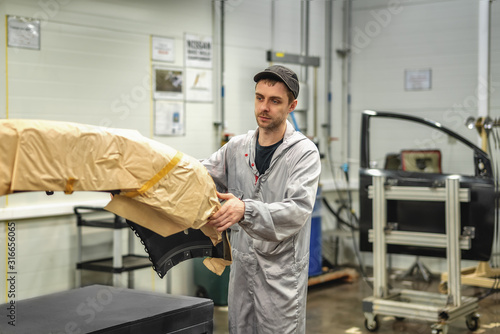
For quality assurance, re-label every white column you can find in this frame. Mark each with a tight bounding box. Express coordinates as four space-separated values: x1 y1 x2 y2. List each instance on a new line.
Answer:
477 0 490 119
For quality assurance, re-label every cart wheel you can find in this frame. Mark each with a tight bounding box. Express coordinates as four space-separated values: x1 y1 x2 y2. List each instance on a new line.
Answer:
466 313 480 331
195 286 208 299
364 316 379 332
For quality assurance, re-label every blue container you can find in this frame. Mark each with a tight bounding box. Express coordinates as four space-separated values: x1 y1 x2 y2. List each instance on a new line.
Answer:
308 190 323 277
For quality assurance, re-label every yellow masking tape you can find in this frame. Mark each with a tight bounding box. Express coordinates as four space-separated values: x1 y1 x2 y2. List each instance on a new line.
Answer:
124 151 183 198
64 178 76 194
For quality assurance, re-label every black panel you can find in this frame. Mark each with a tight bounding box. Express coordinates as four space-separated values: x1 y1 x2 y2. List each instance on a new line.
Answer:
359 169 495 260
127 220 227 278
0 285 213 334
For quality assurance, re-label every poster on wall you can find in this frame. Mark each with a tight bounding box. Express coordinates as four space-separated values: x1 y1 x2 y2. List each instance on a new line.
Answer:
185 68 213 102
405 69 432 91
153 66 183 100
154 100 185 136
7 16 41 50
152 36 175 62
184 33 212 68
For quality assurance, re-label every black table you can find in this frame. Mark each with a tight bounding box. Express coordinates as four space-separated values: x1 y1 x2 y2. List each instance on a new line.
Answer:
0 285 213 333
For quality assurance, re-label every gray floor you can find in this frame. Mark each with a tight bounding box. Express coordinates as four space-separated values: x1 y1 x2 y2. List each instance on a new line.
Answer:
212 268 500 334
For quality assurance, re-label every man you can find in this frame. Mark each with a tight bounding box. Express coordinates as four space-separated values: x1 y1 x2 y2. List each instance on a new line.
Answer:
203 65 321 333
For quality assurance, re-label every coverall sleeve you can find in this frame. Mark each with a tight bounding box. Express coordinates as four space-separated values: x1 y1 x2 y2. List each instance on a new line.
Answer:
239 145 321 242
201 144 229 194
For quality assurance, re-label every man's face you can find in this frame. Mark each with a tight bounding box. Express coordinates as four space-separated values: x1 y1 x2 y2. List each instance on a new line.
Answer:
254 80 296 132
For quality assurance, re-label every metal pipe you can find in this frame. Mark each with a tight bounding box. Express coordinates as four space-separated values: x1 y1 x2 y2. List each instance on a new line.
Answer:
478 0 491 120
341 0 352 165
299 0 310 135
113 228 123 287
373 176 387 299
300 0 310 82
220 0 225 144
345 0 352 164
212 0 225 148
446 177 462 307
313 67 318 138
271 0 275 51
325 0 333 141
477 2 498 270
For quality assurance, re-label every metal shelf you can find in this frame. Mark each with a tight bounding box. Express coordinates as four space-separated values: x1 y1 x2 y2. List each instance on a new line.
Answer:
363 176 479 334
74 206 151 287
77 254 151 273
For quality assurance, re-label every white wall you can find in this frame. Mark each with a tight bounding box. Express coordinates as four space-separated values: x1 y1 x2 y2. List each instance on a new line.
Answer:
0 0 333 302
345 0 500 272
349 0 500 175
0 0 499 301
0 0 215 300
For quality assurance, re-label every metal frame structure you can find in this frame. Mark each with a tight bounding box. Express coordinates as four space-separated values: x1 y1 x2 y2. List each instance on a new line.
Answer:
75 206 150 288
362 176 480 334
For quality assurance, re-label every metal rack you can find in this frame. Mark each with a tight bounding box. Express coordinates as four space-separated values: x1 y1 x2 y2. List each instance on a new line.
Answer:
363 176 480 334
75 206 151 287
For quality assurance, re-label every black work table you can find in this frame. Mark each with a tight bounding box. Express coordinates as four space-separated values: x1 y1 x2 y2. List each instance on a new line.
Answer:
0 284 213 334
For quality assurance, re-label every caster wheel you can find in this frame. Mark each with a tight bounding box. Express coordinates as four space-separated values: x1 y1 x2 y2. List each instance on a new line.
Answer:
466 313 480 331
364 316 379 332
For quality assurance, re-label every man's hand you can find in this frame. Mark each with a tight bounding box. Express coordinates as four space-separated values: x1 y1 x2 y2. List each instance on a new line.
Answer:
208 191 245 232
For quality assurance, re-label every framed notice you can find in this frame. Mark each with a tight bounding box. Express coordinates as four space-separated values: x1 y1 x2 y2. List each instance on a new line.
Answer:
184 33 212 68
152 36 175 62
185 68 212 102
153 66 183 100
154 100 185 136
7 16 41 50
405 69 432 91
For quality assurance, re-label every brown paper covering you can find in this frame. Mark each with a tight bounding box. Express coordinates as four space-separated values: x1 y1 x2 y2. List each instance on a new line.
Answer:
0 119 230 274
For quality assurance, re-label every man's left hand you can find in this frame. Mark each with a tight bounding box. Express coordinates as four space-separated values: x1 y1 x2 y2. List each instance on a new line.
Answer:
207 191 245 232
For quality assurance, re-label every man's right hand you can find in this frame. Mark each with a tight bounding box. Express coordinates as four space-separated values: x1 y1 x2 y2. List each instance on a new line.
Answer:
207 191 245 232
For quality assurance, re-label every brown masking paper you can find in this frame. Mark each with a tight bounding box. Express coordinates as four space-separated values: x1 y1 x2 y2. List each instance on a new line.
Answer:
0 119 230 274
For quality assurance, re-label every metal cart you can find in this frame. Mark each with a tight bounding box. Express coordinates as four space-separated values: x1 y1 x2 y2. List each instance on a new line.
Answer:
363 176 480 334
75 206 151 288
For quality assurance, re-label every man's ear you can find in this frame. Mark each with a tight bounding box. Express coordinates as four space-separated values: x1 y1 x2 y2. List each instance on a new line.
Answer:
288 99 298 113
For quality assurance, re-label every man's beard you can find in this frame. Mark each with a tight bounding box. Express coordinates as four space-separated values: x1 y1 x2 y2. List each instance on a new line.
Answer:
256 113 287 132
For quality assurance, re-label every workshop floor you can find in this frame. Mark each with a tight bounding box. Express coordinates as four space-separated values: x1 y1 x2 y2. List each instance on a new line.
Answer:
212 268 500 334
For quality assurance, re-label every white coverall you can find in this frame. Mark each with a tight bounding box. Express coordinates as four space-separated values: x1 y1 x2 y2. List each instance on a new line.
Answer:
202 120 321 333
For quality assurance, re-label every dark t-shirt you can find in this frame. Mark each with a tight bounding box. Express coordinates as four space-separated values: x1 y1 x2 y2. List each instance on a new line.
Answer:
255 136 283 175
